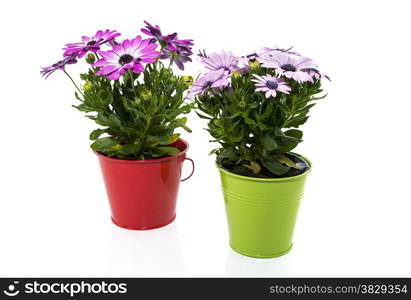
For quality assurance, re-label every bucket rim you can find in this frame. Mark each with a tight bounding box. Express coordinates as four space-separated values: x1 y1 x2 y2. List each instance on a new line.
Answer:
94 138 189 164
216 152 312 182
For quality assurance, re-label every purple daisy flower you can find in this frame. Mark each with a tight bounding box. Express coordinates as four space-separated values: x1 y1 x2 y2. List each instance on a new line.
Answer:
252 74 291 99
187 69 230 98
163 33 193 52
93 36 160 80
63 29 120 58
200 50 239 73
141 21 163 40
258 51 317 83
141 21 193 51
40 54 78 79
160 45 193 70
141 21 194 70
159 33 194 70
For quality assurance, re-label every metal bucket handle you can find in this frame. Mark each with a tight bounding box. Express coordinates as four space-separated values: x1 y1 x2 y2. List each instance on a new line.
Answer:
181 157 195 182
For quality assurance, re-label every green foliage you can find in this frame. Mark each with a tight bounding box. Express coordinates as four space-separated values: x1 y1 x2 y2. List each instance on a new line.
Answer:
74 59 192 159
195 64 326 177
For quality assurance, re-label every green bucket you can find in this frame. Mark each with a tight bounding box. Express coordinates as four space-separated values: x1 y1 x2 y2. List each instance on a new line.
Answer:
217 153 311 258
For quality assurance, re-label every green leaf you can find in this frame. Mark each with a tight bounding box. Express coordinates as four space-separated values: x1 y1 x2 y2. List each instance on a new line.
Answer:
118 144 139 154
89 128 106 140
276 129 303 153
175 117 192 133
108 114 122 128
168 133 180 144
218 148 235 159
260 135 278 150
147 133 172 145
245 161 261 174
73 103 95 113
195 111 211 120
153 146 180 156
90 137 119 152
261 158 290 176
310 93 328 101
273 154 298 168
209 148 219 155
284 129 303 140
286 116 309 128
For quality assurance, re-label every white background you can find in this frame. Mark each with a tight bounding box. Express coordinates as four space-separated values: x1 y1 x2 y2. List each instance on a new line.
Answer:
0 0 410 277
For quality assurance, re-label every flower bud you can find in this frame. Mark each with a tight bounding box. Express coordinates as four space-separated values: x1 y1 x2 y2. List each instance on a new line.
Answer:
141 90 152 100
249 60 260 71
231 70 241 79
85 53 96 64
83 81 93 91
182 76 193 87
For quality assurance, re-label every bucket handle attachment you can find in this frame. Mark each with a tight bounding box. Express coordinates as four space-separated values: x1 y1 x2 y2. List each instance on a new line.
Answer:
181 157 195 182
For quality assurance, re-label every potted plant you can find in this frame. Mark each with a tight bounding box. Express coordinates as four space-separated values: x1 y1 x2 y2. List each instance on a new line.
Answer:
41 21 195 230
189 48 329 257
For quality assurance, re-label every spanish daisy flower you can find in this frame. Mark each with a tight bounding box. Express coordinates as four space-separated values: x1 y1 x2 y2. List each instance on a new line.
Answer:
252 74 291 99
257 47 300 59
258 51 316 83
93 36 160 80
63 29 120 58
141 21 193 51
187 69 230 98
301 68 330 81
236 56 251 74
163 36 193 70
200 50 239 73
141 21 194 70
141 21 163 40
160 48 192 70
161 32 193 52
40 54 78 79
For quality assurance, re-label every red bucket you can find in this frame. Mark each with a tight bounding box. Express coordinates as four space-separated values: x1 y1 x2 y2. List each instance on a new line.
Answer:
95 138 194 230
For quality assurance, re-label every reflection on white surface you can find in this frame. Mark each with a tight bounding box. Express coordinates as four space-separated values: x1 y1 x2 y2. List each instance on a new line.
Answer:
225 248 292 277
109 222 185 277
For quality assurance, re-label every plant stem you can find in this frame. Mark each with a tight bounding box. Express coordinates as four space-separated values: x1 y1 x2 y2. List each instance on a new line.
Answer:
127 70 138 96
63 70 84 97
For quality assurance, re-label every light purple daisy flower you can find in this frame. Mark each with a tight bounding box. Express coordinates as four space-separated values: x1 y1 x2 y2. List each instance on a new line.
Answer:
258 51 317 83
301 68 330 81
187 69 230 98
40 54 78 79
63 29 120 58
200 50 239 73
257 46 300 59
93 36 160 80
252 74 291 99
235 56 252 74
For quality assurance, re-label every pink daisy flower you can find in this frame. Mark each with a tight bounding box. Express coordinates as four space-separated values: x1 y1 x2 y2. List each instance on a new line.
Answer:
93 36 160 80
63 29 120 58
